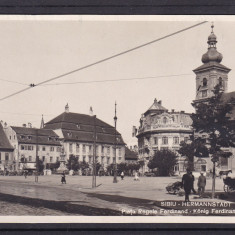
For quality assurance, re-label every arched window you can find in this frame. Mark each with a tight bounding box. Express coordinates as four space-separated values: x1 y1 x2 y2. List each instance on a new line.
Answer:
219 77 223 87
163 117 167 124
203 78 207 86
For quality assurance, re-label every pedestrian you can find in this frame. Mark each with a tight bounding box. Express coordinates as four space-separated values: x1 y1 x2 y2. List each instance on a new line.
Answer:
24 171 28 179
182 169 193 202
190 171 196 194
121 171 124 180
134 171 139 181
198 172 206 198
61 172 66 184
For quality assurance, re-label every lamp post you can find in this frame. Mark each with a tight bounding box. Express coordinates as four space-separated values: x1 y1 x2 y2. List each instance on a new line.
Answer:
113 102 118 183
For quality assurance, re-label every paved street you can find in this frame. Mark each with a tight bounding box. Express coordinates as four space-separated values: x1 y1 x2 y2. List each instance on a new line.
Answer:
0 175 233 216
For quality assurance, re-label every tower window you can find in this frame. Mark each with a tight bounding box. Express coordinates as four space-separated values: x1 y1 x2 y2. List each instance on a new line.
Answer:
219 77 223 87
203 78 207 86
202 90 207 98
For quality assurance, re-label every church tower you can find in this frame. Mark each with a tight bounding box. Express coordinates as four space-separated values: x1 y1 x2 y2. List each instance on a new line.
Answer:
193 24 231 103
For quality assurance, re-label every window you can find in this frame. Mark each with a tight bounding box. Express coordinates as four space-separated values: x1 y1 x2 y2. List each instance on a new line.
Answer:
89 145 92 154
69 143 73 153
203 77 207 86
162 137 168 145
9 136 11 140
219 77 223 87
50 147 54 152
101 146 104 154
107 157 110 164
28 136 32 140
184 137 189 143
163 117 167 124
83 156 86 162
56 157 59 162
21 135 25 139
42 146 46 151
28 145 33 151
173 137 179 145
107 146 110 155
5 153 9 161
21 145 25 150
82 145 86 153
160 147 168 151
113 157 116 163
113 147 116 156
29 156 32 162
89 156 92 164
202 90 207 98
76 144 80 153
101 156 104 164
57 147 61 152
50 157 53 163
154 137 158 145
75 155 79 161
42 156 45 162
119 148 121 156
13 135 15 140
118 157 122 161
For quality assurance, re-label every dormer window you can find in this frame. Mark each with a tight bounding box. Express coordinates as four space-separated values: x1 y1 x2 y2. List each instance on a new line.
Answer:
203 78 207 87
163 117 167 124
48 137 52 141
21 135 25 139
28 136 32 140
67 132 72 137
76 124 80 129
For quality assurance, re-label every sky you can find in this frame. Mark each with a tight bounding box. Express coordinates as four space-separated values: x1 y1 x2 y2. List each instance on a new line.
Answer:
0 16 235 146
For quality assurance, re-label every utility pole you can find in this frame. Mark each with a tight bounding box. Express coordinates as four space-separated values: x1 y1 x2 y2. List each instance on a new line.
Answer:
35 128 39 183
113 102 118 183
92 115 97 188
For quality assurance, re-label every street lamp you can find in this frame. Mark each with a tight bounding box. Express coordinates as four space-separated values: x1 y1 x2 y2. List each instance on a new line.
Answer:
113 102 118 183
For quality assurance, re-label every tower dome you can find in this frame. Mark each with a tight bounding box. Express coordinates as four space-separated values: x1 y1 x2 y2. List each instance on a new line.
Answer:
201 24 223 64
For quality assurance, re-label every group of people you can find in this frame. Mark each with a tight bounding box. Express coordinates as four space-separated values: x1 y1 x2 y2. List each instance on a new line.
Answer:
182 169 206 202
120 171 140 181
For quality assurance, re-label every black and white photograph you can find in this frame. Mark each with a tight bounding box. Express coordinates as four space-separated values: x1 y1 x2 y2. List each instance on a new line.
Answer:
0 16 234 223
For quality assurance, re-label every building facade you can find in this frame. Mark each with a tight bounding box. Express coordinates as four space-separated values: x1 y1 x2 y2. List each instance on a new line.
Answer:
4 124 61 171
0 122 14 171
136 99 193 173
43 104 126 171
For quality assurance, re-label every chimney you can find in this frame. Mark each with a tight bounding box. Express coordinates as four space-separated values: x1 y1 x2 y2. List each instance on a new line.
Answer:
158 100 162 105
171 109 175 113
65 103 69 113
89 106 93 116
154 98 157 103
23 124 27 127
28 122 32 128
180 111 185 114
3 122 7 128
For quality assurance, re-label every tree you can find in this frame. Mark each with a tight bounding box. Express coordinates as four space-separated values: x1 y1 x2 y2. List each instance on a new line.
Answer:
191 85 235 198
117 162 127 175
46 161 60 171
66 155 80 171
148 150 178 176
178 135 209 171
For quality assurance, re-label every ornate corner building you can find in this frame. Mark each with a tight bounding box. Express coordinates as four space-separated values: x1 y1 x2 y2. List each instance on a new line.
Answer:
136 25 235 174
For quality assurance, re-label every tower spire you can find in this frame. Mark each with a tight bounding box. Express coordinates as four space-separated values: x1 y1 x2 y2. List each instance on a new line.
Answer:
40 115 44 129
211 22 214 33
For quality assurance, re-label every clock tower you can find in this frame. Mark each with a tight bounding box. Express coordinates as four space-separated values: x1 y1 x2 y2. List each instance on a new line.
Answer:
193 24 231 103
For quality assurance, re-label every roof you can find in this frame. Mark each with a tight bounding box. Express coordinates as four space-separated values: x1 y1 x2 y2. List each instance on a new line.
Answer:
193 62 231 73
0 123 14 152
11 126 61 146
144 99 167 116
125 147 138 161
44 112 125 145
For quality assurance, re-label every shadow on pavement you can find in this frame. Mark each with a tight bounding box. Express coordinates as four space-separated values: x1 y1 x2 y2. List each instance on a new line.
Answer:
0 192 122 216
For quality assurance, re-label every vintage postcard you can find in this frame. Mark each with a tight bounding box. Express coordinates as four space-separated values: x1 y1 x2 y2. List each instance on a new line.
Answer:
0 15 234 224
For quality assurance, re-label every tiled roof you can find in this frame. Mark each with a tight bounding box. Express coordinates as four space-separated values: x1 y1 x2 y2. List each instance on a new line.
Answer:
11 126 61 146
44 112 125 145
0 123 14 151
125 147 138 161
193 62 231 72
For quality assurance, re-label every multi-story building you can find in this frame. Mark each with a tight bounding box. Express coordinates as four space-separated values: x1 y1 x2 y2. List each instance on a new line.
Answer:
4 123 61 171
43 104 126 170
0 122 14 171
136 99 193 173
